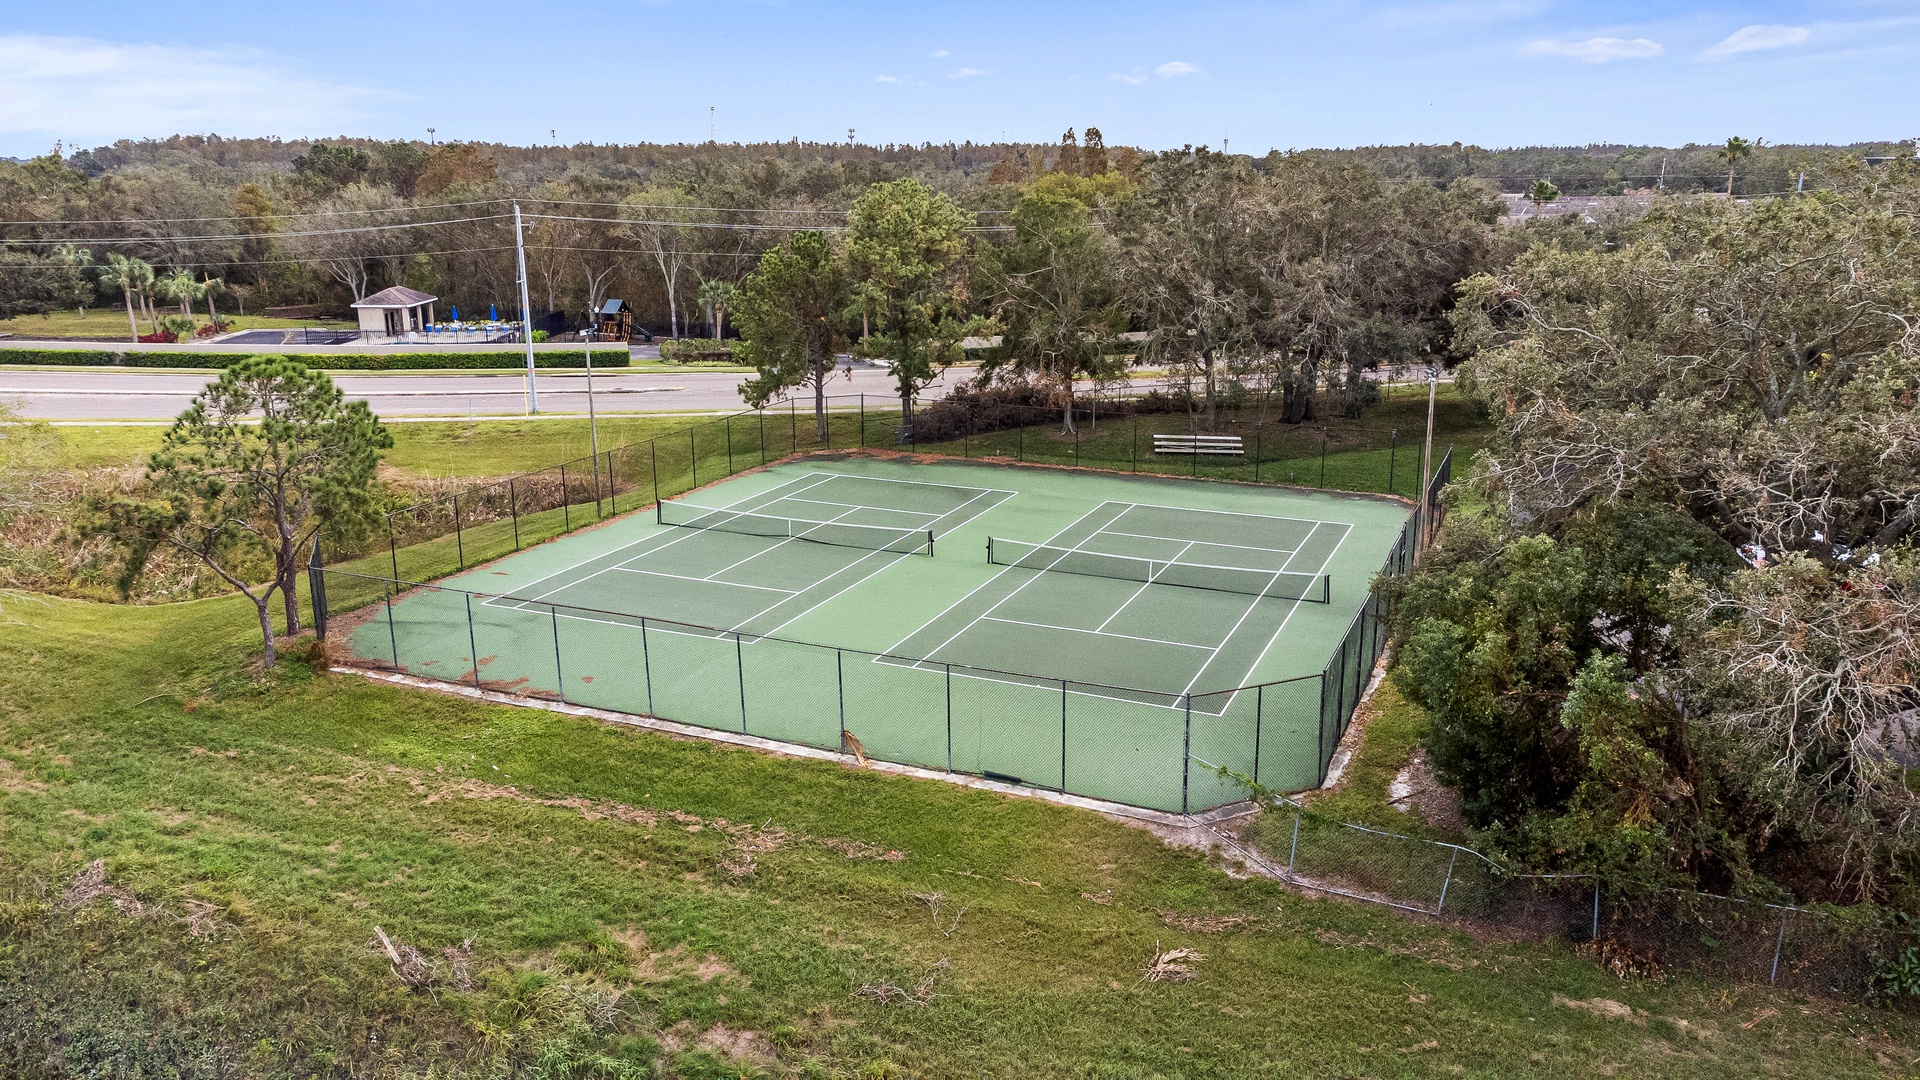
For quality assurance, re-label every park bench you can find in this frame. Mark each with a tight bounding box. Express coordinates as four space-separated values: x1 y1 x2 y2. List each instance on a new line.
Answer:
1152 434 1245 456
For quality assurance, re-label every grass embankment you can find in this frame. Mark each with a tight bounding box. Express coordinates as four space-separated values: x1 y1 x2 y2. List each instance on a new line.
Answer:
2 589 1915 1077
0 310 356 339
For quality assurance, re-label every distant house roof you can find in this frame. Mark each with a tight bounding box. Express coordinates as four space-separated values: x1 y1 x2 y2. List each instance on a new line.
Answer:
351 285 438 309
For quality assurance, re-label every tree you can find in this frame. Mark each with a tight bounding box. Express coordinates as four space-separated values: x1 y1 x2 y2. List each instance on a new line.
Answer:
153 267 203 318
1717 136 1756 196
416 143 497 199
1112 148 1265 429
845 178 978 426
1524 179 1560 211
291 142 372 190
976 175 1127 431
370 141 429 197
91 358 392 665
1411 166 1920 898
0 248 91 319
622 186 701 338
96 253 153 341
280 184 415 302
734 231 851 440
698 279 737 339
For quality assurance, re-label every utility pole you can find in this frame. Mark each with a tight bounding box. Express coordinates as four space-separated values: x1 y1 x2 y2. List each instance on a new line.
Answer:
427 127 435 146
1418 366 1438 554
513 200 538 414
584 327 601 505
1657 157 1666 191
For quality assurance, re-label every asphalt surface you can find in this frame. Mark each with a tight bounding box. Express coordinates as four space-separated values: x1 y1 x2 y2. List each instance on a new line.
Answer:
0 364 960 421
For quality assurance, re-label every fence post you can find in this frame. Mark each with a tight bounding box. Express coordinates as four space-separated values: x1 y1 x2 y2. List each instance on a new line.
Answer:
561 462 571 530
836 650 847 742
1388 428 1398 497
1769 912 1788 984
689 428 697 488
1131 415 1138 472
1073 424 1080 467
945 663 954 773
1592 881 1601 941
306 539 328 641
640 617 654 715
606 450 617 516
1253 426 1262 483
387 515 399 581
735 631 748 733
383 581 400 671
758 410 767 466
650 440 660 506
1285 803 1301 881
859 394 865 448
550 605 565 703
725 417 735 476
463 593 481 689
1436 846 1460 915
1060 678 1069 793
509 477 521 550
1319 433 1327 488
1180 694 1193 815
453 492 465 569
1018 424 1024 463
1252 684 1263 785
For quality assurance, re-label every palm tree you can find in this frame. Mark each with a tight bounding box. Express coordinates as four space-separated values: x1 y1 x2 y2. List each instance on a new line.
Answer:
1524 179 1560 215
201 275 226 328
698 279 738 340
1717 136 1757 196
97 254 154 342
154 268 204 320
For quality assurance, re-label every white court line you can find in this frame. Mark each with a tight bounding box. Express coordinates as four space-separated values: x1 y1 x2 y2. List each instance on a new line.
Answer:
981 616 1215 651
779 496 943 522
1183 519 1353 698
508 472 843 604
1108 499 1334 528
749 486 1011 640
697 501 869 582
610 566 798 594
1099 529 1302 558
900 501 1139 662
1093 539 1199 635
808 471 1018 497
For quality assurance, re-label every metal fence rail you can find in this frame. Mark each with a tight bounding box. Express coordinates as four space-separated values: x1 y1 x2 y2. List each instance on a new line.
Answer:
1234 795 1916 1000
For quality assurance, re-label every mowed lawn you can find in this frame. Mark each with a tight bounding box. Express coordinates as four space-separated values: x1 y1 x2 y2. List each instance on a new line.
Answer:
2 589 1916 1078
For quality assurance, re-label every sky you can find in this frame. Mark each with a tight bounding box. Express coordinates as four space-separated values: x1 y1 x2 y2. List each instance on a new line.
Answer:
0 0 1915 159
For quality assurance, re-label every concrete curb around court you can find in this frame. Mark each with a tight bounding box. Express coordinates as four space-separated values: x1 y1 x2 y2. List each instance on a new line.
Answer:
334 665 1256 836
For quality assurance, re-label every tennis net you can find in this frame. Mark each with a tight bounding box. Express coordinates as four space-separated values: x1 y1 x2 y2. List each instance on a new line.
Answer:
657 499 935 555
986 537 1330 603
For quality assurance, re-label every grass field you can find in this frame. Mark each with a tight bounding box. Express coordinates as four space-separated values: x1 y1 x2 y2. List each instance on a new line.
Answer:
0 308 357 339
3 581 1916 1077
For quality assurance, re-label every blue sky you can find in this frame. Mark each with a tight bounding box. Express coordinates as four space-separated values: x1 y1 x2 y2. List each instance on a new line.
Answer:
0 1 1914 158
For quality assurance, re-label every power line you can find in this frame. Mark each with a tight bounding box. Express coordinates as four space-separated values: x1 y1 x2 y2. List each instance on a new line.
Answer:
0 197 513 228
0 214 513 246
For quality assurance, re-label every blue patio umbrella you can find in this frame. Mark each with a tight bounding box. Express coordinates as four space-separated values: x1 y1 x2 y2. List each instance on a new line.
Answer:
489 304 498 321
450 305 459 321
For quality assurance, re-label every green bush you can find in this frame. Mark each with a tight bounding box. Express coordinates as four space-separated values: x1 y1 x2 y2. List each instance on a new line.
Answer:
658 338 740 364
0 349 627 371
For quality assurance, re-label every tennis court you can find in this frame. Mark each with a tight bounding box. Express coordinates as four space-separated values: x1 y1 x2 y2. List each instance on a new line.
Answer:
337 456 1415 811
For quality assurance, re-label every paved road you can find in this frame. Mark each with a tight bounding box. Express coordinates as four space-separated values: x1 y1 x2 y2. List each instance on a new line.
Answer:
0 364 963 421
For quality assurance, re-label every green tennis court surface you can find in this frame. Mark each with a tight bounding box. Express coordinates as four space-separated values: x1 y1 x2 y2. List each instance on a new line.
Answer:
343 457 1413 811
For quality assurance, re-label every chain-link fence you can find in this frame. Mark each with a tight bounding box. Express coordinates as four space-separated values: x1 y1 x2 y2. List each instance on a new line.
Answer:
1230 795 1917 1000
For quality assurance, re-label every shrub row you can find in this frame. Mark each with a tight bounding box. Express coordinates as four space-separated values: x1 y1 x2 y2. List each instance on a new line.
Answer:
657 338 741 364
911 383 1190 442
0 349 627 370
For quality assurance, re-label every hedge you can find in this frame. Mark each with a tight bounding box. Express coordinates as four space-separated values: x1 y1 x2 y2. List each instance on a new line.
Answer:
0 349 628 371
657 338 741 364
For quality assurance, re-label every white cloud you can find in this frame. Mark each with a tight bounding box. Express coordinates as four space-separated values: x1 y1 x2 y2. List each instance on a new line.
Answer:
930 48 950 58
1155 60 1202 77
0 34 380 142
1701 24 1811 60
1110 69 1151 85
875 74 898 83
1521 36 1664 62
947 67 985 79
